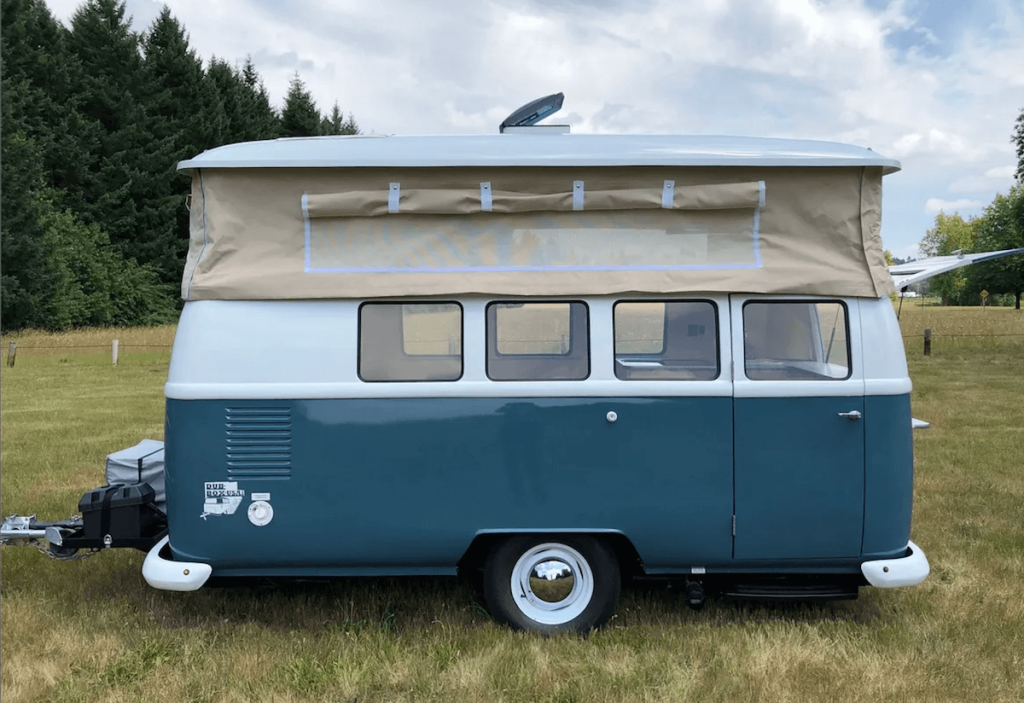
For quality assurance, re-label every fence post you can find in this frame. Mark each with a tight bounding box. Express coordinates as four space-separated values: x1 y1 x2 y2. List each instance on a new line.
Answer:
112 339 119 365
6 341 15 368
923 328 931 356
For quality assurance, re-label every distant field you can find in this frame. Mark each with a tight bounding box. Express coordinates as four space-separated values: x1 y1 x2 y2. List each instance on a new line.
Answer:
1 306 1022 702
0 326 176 358
895 300 1024 351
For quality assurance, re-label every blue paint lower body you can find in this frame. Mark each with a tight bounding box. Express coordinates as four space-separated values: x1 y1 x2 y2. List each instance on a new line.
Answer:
164 394 914 577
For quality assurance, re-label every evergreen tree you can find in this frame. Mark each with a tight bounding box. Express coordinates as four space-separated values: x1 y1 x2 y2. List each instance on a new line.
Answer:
280 73 321 137
207 57 251 143
0 0 363 329
240 56 281 140
1 84 174 330
136 7 222 285
0 117 53 328
319 101 359 136
66 0 142 134
0 0 94 211
65 0 146 258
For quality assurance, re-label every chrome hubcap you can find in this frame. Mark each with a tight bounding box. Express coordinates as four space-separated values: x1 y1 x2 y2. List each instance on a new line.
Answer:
529 559 576 603
511 543 594 625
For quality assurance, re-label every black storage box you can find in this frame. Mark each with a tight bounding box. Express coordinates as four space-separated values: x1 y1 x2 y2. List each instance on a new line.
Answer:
78 483 164 543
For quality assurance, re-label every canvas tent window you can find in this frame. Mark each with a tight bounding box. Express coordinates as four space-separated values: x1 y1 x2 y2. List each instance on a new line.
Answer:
302 181 765 275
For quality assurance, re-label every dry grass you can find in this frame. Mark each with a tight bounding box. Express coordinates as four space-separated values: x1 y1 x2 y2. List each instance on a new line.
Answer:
0 326 176 358
2 307 1023 702
896 299 1024 347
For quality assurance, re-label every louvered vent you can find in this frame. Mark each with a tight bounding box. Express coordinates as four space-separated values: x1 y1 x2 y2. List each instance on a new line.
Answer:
225 407 292 478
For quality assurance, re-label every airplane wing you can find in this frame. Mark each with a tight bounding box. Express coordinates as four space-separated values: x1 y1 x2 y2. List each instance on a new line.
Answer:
889 248 1024 289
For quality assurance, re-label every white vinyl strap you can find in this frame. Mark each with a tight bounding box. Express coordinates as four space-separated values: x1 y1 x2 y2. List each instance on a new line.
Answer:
480 182 493 212
758 180 766 207
573 181 585 210
388 183 401 213
662 180 675 209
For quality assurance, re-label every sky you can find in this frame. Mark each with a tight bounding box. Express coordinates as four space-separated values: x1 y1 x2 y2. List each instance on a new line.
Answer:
46 0 1024 259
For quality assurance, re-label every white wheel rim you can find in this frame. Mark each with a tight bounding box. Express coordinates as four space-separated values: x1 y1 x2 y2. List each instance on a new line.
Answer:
510 543 594 625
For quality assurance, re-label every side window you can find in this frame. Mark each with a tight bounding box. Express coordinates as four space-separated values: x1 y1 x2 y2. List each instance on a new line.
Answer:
743 301 850 381
486 302 589 381
614 301 719 380
359 303 462 381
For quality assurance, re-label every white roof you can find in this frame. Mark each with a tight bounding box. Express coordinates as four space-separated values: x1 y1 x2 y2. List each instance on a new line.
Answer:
178 134 901 173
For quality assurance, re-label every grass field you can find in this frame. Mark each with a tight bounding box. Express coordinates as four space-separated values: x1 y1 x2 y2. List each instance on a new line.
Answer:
1 306 1022 702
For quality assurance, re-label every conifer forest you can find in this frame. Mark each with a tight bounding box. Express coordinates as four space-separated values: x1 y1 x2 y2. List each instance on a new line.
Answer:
1 0 358 330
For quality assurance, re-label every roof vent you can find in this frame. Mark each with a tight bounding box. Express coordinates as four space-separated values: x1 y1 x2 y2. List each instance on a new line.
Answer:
499 92 568 134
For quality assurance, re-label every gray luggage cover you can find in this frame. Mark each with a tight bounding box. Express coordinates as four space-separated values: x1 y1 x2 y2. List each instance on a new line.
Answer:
104 439 165 512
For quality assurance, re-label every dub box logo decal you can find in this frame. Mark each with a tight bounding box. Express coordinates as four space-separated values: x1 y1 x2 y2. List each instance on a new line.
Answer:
201 481 245 519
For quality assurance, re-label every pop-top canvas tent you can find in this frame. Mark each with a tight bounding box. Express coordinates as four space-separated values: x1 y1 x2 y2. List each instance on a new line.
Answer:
177 134 900 300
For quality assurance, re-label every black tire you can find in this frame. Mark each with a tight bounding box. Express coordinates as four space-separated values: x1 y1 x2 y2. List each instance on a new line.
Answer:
482 535 620 633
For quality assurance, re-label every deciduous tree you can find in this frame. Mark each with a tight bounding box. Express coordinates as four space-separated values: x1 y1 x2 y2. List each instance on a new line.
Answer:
970 186 1024 309
1013 106 1024 184
919 212 979 305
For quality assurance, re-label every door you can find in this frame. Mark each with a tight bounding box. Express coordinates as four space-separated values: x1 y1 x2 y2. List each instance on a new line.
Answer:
731 297 865 560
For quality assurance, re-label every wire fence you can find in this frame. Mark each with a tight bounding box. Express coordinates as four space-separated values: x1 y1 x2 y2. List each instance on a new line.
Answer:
3 344 174 349
900 333 1024 339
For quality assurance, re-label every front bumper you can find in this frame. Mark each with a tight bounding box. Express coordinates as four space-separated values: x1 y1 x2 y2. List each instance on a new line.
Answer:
861 540 929 588
142 536 212 591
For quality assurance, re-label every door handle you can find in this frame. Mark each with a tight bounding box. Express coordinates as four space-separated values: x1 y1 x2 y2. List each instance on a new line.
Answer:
838 410 862 420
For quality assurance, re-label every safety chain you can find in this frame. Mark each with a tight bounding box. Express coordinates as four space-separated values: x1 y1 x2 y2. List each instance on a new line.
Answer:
34 539 99 561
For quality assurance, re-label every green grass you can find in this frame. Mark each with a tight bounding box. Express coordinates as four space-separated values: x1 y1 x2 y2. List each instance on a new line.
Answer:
2 312 1023 702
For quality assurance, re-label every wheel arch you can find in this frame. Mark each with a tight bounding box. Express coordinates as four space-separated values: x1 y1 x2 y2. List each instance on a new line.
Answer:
458 529 643 577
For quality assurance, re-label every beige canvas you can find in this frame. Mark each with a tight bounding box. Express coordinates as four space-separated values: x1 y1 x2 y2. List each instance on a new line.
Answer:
181 166 895 300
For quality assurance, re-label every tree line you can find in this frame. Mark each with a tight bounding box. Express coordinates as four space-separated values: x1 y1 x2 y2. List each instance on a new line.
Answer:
1 0 358 330
918 109 1024 309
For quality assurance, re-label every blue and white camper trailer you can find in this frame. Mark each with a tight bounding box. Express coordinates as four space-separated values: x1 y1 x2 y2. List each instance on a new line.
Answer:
20 127 1023 632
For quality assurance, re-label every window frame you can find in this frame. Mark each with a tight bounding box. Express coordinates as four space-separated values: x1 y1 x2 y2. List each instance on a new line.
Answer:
357 300 465 383
492 302 577 357
485 300 591 382
612 299 721 381
741 299 853 382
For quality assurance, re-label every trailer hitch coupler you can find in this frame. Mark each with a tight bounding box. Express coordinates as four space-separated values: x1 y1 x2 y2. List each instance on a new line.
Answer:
45 526 64 546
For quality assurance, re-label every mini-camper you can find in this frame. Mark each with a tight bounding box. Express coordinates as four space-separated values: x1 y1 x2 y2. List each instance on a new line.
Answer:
6 103 1022 631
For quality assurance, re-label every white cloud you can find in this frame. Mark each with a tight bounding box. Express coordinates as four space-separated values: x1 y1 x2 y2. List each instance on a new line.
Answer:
925 198 984 214
948 164 1018 193
985 165 1016 179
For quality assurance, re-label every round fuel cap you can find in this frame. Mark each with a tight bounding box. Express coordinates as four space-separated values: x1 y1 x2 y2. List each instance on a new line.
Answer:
247 500 274 527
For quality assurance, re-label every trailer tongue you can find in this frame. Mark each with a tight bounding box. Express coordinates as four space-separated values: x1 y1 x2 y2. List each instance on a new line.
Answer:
1 440 168 559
